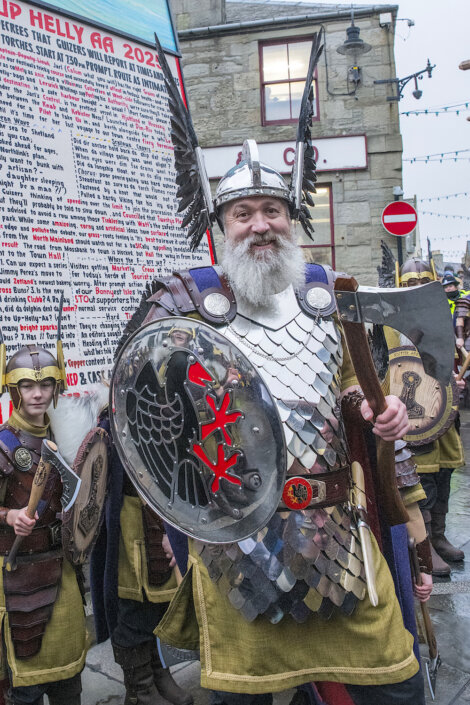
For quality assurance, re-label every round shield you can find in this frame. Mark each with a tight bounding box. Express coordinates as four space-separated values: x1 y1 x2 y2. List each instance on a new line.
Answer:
62 427 109 565
389 346 458 446
110 316 286 543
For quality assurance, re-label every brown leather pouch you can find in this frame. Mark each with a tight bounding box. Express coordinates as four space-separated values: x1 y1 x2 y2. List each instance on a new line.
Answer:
3 551 63 659
141 505 172 587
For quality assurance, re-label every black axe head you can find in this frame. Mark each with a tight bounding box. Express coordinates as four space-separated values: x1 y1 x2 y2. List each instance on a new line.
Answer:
335 281 454 385
41 439 81 512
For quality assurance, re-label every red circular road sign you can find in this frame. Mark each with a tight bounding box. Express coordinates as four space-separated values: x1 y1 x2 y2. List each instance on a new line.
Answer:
381 201 418 237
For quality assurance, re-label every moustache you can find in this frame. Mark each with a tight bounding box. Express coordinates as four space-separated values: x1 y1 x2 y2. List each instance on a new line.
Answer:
243 232 287 252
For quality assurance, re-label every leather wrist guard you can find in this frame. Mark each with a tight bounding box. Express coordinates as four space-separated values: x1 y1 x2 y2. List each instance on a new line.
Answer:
0 508 9 525
341 391 368 426
456 325 465 339
416 536 433 574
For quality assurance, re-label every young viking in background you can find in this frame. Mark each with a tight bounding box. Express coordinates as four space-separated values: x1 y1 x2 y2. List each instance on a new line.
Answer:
394 258 465 576
0 341 86 705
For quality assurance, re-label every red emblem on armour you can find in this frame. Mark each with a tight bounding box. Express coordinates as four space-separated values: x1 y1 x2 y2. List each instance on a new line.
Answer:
282 477 313 510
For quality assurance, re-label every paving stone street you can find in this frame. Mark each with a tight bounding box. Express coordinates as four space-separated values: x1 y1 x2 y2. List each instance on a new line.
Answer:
78 411 470 705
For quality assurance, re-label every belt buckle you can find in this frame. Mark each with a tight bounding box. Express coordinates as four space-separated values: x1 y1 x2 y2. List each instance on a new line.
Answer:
282 476 327 510
310 478 327 505
50 523 62 547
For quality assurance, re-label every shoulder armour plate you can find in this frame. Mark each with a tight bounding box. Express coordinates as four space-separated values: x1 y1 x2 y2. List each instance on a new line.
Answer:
146 267 237 326
0 427 21 476
295 263 337 318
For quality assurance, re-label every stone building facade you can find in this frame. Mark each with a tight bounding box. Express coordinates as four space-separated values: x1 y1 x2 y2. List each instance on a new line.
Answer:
170 0 409 283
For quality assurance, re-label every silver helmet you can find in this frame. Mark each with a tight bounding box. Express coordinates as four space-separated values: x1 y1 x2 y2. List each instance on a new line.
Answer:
214 140 290 210
154 30 324 249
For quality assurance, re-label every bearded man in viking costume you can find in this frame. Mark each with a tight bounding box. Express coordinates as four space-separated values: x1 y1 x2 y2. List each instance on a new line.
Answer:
0 336 86 705
101 32 460 705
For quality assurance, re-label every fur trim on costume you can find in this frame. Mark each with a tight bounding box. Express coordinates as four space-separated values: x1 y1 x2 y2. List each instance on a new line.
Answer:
49 384 109 465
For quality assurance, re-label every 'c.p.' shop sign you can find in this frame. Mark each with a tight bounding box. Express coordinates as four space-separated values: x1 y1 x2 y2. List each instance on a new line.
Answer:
202 135 367 178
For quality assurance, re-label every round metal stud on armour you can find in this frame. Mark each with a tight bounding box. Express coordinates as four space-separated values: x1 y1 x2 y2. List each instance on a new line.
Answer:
203 292 231 317
14 447 32 471
306 287 332 311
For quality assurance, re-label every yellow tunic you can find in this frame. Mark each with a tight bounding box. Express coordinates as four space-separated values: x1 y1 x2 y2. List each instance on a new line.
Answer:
156 538 417 693
414 424 464 474
117 495 177 603
0 559 86 687
0 412 86 687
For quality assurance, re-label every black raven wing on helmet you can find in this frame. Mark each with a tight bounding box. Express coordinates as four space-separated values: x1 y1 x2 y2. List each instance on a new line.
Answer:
289 28 324 239
154 33 215 250
377 240 397 288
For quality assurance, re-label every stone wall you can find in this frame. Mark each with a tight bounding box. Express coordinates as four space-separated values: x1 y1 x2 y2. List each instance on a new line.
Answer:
170 0 404 284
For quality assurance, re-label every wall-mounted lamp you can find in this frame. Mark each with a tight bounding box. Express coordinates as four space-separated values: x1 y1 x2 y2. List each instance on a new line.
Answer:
411 76 422 100
374 59 435 101
336 10 371 85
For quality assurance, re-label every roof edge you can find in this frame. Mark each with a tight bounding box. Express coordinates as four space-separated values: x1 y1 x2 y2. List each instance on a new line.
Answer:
178 5 398 39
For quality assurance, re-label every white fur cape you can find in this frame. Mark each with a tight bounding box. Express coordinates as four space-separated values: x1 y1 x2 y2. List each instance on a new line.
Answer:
48 384 109 466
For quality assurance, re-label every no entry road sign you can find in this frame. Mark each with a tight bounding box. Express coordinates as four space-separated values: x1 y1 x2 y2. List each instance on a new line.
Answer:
381 201 418 237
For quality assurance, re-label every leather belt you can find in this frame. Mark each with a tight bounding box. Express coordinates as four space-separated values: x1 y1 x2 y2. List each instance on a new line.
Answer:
0 523 62 556
278 466 350 511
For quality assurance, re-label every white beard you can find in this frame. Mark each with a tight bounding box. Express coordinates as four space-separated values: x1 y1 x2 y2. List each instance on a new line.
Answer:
222 232 305 307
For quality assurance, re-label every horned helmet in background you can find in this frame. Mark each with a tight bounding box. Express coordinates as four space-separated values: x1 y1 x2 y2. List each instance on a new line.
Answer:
397 257 438 288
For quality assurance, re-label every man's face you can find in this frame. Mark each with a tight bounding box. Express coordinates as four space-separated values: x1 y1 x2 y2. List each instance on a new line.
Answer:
18 379 55 421
444 284 458 294
406 276 431 288
223 196 292 256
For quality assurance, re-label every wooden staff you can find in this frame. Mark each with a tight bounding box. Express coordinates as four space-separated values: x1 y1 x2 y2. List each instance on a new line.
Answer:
6 441 57 571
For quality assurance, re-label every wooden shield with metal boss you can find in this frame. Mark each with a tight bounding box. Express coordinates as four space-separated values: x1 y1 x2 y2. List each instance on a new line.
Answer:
389 346 458 446
62 427 109 565
110 316 286 544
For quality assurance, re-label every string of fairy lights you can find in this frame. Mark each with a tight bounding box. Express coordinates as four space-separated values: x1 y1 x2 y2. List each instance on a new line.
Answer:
401 98 470 260
403 148 470 163
419 192 469 202
421 211 470 220
400 100 470 116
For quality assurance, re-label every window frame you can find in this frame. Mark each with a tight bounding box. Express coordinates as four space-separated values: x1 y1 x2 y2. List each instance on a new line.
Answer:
299 183 335 269
259 35 320 127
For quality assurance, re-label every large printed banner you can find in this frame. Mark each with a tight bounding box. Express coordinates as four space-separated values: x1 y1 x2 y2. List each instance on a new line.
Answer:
0 0 210 418
28 0 178 52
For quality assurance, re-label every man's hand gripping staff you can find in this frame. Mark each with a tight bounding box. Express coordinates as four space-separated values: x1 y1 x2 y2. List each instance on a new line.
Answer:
6 439 81 571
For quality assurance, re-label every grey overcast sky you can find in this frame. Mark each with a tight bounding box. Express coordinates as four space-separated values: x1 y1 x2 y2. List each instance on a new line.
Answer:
291 0 470 262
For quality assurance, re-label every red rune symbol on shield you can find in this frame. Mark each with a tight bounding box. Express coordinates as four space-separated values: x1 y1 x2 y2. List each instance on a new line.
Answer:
188 360 243 494
201 393 242 444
